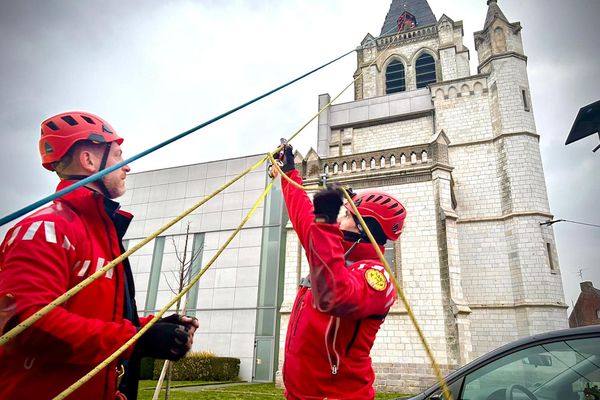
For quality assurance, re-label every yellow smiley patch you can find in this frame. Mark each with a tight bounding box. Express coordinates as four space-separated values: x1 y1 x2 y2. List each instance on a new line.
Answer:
365 269 387 291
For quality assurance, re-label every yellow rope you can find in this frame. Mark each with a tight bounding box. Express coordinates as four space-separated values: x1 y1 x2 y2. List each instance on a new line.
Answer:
270 159 453 400
53 180 275 400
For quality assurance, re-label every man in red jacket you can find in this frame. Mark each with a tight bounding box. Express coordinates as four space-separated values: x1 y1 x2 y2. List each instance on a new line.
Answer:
0 111 198 400
276 145 406 400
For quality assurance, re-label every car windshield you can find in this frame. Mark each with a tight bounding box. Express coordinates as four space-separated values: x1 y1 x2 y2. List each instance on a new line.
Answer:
459 337 600 400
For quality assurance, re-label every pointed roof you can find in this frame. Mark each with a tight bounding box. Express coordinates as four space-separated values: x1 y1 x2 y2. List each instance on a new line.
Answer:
484 0 509 30
379 0 437 37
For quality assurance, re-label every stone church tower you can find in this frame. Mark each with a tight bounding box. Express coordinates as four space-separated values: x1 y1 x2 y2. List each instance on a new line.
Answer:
277 0 567 393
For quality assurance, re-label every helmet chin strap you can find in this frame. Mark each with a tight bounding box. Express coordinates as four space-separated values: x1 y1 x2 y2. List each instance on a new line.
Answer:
342 230 362 258
60 143 112 198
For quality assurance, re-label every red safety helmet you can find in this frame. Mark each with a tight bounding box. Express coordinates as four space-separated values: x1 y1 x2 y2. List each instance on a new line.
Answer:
344 190 406 241
39 111 123 171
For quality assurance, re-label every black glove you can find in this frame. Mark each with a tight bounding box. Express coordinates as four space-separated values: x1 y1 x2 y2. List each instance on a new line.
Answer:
313 183 344 224
158 313 195 326
132 322 191 361
280 144 295 172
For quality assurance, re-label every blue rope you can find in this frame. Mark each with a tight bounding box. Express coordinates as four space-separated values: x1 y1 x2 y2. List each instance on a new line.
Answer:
0 49 354 227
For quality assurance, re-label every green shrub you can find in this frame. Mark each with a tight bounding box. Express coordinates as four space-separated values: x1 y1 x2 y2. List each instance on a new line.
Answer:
152 352 240 381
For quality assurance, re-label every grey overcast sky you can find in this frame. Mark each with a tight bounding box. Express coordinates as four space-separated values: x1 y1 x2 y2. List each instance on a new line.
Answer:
0 0 598 312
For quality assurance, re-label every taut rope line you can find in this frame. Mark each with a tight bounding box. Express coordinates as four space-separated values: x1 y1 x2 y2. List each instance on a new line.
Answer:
0 49 354 228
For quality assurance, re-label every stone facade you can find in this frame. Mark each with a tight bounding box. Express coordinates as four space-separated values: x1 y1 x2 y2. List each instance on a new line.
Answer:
277 0 567 393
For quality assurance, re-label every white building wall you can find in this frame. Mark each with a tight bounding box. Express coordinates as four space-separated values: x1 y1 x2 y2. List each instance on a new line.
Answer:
351 117 434 153
120 154 269 382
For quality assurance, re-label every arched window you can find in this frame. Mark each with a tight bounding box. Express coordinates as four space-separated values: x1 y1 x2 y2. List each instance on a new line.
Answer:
370 158 376 169
380 156 386 168
333 163 339 174
351 160 357 172
415 53 437 88
361 159 366 170
390 155 396 166
385 59 406 94
324 165 329 175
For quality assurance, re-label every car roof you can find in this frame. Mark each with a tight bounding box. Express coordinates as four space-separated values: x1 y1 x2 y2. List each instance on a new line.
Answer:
420 325 600 397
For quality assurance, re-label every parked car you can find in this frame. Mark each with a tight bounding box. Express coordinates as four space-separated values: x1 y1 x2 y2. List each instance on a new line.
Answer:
398 324 600 400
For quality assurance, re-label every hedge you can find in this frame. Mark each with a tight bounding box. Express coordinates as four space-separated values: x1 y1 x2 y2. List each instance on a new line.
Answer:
152 352 240 381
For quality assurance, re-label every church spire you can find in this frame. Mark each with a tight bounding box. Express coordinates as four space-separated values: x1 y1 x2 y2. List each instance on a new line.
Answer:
379 0 437 37
483 0 509 30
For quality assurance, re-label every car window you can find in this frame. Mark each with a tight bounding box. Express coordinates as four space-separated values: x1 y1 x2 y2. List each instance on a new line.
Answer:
458 337 600 400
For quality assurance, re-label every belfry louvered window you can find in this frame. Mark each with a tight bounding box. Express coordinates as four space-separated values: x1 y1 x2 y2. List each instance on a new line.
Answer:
415 53 437 88
385 60 406 94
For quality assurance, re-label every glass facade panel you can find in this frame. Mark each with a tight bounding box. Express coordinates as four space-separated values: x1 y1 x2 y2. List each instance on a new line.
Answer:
253 177 285 381
254 338 274 382
256 308 276 337
144 236 165 314
185 233 205 314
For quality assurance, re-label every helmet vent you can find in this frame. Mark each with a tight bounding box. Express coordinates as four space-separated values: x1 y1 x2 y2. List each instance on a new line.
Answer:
81 115 96 124
61 115 78 126
381 198 391 206
394 209 404 216
374 195 383 202
102 124 113 134
45 121 60 131
389 203 398 209
366 195 375 202
44 142 54 154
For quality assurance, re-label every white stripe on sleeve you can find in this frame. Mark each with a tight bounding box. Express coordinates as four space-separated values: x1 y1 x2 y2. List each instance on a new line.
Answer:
22 221 43 241
7 226 22 246
44 221 57 244
77 260 91 277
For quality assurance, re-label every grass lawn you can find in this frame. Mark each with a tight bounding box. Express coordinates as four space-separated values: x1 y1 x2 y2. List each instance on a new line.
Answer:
138 381 409 399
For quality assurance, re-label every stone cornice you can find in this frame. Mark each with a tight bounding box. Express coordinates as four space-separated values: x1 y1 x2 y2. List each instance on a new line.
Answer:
448 131 540 148
456 211 553 224
374 24 438 50
284 301 570 314
430 73 489 89
331 109 433 131
438 43 456 52
469 302 568 309
300 142 451 186
478 52 528 73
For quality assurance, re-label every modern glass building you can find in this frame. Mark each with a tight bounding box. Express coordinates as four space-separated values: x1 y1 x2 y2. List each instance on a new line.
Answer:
118 154 286 382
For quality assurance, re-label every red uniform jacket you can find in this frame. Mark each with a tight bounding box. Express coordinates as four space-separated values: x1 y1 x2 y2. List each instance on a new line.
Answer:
282 170 396 400
0 181 149 399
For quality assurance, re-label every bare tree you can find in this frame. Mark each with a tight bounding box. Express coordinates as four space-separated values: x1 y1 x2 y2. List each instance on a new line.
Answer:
153 222 204 400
